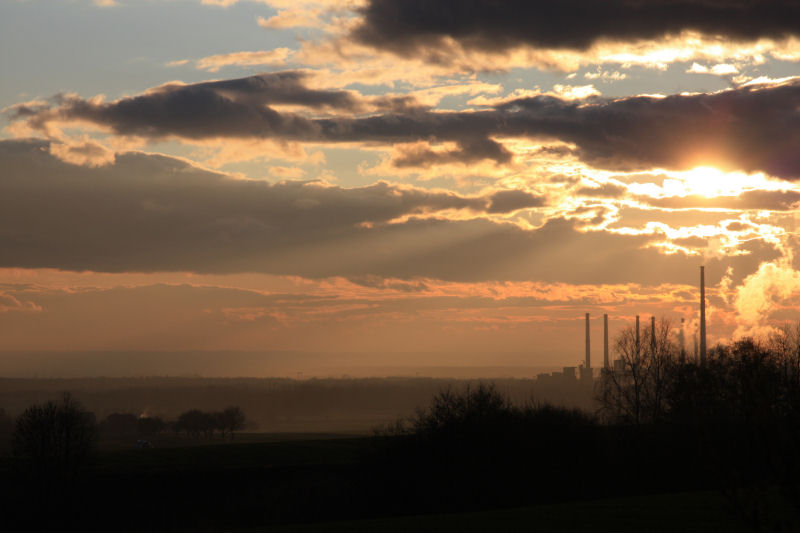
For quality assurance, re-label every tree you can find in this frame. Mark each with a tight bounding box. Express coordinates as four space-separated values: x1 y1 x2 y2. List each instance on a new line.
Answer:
216 406 246 440
597 317 678 425
100 412 138 436
176 409 206 438
0 407 13 451
136 415 165 437
768 322 800 393
409 383 513 437
12 393 97 484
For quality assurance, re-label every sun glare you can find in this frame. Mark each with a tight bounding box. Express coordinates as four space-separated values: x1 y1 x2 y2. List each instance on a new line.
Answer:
662 166 785 199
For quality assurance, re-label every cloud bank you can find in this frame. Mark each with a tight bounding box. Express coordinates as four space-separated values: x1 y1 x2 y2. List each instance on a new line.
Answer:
353 0 800 55
0 139 774 283
10 74 800 178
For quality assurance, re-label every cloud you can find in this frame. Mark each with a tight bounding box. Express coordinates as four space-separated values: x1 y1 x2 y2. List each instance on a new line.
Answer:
191 49 294 72
576 183 627 198
352 0 800 55
687 62 740 75
0 276 708 357
6 71 427 140
1 139 776 284
269 165 305 178
0 292 41 313
257 9 324 29
550 84 600 100
486 190 545 213
48 138 116 167
389 138 513 168
639 190 800 211
8 76 800 177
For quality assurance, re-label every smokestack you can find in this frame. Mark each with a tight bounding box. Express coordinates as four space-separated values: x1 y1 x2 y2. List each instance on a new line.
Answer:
679 318 686 362
694 330 698 363
603 314 609 369
650 316 656 356
635 315 640 356
585 312 591 369
700 266 707 365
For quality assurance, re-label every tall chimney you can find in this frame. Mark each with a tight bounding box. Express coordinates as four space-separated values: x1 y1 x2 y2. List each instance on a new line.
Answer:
679 318 686 362
635 315 640 356
650 316 656 356
603 313 609 369
585 312 591 369
694 330 698 363
700 266 707 365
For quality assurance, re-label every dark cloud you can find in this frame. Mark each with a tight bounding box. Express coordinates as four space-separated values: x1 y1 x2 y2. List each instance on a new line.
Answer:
673 236 709 248
726 221 749 231
0 139 548 279
576 183 627 198
7 72 422 141
392 137 512 168
487 190 545 213
495 83 800 179
640 190 800 211
568 204 615 227
10 76 800 178
346 275 430 292
352 0 800 56
0 139 777 283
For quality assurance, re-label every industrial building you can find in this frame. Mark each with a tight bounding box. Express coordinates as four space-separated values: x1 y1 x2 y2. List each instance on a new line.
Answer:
535 266 709 389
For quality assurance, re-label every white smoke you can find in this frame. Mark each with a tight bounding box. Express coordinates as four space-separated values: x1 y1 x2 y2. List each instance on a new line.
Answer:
733 259 800 339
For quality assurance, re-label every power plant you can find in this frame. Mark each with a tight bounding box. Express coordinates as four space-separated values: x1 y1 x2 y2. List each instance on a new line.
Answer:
537 266 710 388
603 314 609 370
580 313 593 385
700 265 707 365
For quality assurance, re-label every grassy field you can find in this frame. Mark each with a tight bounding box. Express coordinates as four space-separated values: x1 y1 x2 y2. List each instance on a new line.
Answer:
0 434 776 532
95 430 361 450
90 434 366 473
262 490 748 533
86 436 751 533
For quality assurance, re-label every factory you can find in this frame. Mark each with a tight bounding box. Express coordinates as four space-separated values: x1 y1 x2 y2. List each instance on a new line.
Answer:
536 266 709 388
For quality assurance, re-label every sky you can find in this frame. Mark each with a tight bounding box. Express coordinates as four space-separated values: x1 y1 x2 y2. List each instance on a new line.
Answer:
2 0 800 375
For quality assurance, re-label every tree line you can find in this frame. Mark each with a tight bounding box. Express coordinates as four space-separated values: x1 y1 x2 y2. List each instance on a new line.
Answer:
4 321 800 531
597 319 800 426
366 320 800 532
99 406 245 440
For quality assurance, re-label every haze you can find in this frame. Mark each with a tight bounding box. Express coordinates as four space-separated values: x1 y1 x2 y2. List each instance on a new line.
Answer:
2 0 800 376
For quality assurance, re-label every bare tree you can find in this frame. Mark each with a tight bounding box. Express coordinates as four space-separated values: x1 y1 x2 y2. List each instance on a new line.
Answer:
217 406 246 440
598 317 678 425
176 409 207 439
12 393 97 485
768 322 800 384
0 407 13 452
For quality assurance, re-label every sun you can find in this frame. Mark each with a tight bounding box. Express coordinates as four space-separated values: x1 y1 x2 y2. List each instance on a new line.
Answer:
663 166 779 199
677 166 734 198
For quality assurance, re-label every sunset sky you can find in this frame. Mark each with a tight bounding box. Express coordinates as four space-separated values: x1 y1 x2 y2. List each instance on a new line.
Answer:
2 0 800 375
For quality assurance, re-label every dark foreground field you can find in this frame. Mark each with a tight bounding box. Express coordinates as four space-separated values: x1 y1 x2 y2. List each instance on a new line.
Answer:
0 433 771 532
267 490 746 533
6 341 800 532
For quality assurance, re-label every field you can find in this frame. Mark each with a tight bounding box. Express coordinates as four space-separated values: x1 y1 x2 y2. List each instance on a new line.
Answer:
1 432 761 532
266 490 747 533
2 376 794 531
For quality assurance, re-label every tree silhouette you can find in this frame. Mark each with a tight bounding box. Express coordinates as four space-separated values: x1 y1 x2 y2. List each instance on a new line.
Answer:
101 412 138 436
0 407 13 451
597 317 678 425
176 409 207 438
217 406 246 440
12 393 97 487
136 415 165 437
